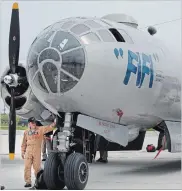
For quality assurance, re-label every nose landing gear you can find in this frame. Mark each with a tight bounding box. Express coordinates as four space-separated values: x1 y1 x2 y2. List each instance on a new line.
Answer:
42 113 91 190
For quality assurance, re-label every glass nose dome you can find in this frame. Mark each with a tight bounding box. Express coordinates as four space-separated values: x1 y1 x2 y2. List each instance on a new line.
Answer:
27 27 85 94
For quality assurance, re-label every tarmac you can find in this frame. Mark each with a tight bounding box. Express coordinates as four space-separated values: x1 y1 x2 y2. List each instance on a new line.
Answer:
0 130 181 190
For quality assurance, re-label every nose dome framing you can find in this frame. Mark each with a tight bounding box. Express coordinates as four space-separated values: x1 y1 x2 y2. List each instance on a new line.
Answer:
27 25 85 94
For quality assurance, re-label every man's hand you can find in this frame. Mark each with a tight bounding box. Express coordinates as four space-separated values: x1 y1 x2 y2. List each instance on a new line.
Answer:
51 122 56 127
51 119 56 127
54 118 57 125
21 153 25 159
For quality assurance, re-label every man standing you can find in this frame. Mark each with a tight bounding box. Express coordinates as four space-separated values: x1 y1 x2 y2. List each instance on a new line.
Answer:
95 135 108 163
21 117 56 188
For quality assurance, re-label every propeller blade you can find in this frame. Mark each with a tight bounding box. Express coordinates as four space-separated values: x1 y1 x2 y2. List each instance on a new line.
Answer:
9 88 16 160
9 2 20 74
8 2 20 160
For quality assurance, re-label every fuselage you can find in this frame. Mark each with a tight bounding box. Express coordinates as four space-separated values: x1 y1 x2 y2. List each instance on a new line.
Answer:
25 16 180 128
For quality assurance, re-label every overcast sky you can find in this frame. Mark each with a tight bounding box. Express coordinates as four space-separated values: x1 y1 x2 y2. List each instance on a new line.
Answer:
0 0 181 112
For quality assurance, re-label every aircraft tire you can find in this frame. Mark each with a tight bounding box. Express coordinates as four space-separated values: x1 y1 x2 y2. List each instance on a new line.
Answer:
34 169 47 189
43 153 65 190
64 152 89 190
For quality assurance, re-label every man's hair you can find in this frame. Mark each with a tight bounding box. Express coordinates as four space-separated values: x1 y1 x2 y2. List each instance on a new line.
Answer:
28 117 36 123
36 121 42 126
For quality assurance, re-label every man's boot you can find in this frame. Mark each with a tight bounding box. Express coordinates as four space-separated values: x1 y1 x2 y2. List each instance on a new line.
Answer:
30 169 47 190
0 186 5 190
96 151 108 163
24 183 32 188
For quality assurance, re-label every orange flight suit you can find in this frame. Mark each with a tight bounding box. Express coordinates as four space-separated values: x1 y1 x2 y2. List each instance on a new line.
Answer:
21 125 54 184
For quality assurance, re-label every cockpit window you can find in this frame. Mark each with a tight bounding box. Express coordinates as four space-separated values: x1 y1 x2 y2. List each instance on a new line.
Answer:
51 31 81 53
70 24 90 35
36 25 52 39
62 48 85 79
61 21 76 30
42 63 58 93
27 51 39 80
118 29 133 44
27 51 37 68
39 48 61 63
84 20 102 28
29 63 38 80
60 72 77 93
109 28 125 42
81 32 101 44
30 30 56 54
27 27 86 95
52 21 65 31
31 38 50 54
97 29 116 42
35 72 49 93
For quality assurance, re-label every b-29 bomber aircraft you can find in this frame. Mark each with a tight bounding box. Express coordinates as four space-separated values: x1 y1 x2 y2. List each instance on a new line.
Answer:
1 2 181 190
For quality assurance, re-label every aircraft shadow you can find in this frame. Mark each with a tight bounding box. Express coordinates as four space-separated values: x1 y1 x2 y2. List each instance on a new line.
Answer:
110 160 181 175
94 158 154 166
92 157 181 175
93 158 159 166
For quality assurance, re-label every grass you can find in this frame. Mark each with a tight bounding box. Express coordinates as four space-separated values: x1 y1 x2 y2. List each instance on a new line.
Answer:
0 114 20 121
148 128 154 131
0 114 27 130
0 126 28 130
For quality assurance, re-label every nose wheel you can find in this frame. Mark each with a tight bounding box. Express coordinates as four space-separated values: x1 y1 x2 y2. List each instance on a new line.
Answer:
43 152 88 190
43 113 89 190
43 153 65 190
64 153 89 190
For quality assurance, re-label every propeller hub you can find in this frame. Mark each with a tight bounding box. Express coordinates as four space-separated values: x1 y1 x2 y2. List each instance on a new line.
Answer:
4 74 19 87
4 75 13 85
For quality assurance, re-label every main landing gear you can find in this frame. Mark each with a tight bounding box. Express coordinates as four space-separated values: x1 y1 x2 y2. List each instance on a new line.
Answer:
40 113 95 190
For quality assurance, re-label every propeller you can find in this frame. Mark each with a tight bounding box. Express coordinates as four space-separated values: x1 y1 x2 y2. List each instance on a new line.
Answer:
8 2 20 160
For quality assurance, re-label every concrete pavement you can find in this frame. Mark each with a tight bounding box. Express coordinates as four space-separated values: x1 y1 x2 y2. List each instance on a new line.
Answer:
0 131 181 189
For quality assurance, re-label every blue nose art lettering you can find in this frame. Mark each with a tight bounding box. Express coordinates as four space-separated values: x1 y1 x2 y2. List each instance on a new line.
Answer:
138 53 154 88
123 50 138 85
114 48 119 59
119 48 123 58
138 53 150 88
114 48 154 88
148 55 154 88
136 52 141 87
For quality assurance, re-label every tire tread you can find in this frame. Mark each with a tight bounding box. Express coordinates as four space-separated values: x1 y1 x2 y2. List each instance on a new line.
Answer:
43 153 65 190
64 152 88 190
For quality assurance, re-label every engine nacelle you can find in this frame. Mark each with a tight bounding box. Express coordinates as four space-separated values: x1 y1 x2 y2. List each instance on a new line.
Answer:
0 62 54 125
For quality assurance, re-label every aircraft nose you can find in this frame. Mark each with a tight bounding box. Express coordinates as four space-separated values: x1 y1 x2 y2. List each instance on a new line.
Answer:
27 29 85 94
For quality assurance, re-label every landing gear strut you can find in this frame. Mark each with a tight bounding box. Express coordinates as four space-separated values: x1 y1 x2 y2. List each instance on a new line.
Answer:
43 112 93 190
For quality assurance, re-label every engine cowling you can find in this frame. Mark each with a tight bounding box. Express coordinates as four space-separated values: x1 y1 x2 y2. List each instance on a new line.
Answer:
1 61 54 125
